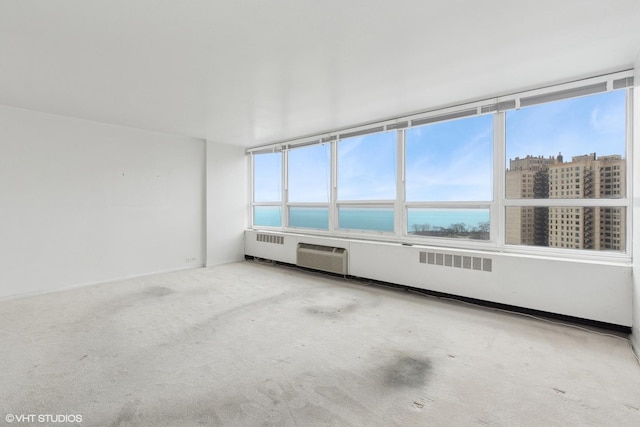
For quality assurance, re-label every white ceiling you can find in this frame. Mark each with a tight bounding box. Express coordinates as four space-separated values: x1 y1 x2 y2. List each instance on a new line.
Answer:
1 1 639 147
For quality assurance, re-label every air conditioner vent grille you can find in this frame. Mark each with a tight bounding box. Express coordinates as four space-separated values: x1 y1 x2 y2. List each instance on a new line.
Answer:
298 243 343 253
297 243 348 275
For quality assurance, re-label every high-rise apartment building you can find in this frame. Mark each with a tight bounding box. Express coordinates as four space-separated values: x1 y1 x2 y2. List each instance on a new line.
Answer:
548 153 625 250
505 155 559 245
506 153 625 251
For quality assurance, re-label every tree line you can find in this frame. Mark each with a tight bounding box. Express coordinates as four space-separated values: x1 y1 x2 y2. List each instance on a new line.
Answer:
410 221 490 239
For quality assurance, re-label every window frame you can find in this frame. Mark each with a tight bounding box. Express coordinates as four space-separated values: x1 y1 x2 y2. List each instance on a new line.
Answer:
335 128 399 235
501 85 632 259
251 149 284 229
402 112 496 245
286 142 332 231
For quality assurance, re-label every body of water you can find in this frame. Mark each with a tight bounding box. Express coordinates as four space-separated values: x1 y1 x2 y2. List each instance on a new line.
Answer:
255 207 490 233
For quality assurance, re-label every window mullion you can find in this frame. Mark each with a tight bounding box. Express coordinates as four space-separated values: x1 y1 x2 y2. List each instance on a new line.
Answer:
395 129 405 236
249 154 255 228
330 140 337 232
494 112 505 248
626 86 634 258
282 150 288 228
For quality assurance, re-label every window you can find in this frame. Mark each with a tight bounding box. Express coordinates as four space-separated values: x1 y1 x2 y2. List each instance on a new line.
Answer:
505 89 627 252
287 143 330 229
405 114 493 241
288 144 330 203
289 207 329 229
248 71 632 257
338 206 394 232
407 208 490 239
337 131 396 232
253 152 282 227
405 115 493 202
253 206 282 227
338 131 396 200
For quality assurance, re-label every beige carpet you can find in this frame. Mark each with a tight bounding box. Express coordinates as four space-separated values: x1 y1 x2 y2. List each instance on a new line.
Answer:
1 260 639 426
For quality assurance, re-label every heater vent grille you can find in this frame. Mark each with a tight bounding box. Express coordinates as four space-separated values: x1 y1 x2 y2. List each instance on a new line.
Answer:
256 233 284 245
419 251 492 272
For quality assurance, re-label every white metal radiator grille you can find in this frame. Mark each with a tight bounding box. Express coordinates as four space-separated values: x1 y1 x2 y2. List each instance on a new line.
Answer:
256 233 284 245
419 251 492 272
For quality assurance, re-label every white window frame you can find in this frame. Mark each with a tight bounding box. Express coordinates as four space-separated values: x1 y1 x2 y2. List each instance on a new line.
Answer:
401 111 495 248
250 148 284 229
285 142 332 231
334 127 399 235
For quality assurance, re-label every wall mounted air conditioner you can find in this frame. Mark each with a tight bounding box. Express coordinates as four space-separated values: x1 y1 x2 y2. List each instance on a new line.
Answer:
296 243 348 275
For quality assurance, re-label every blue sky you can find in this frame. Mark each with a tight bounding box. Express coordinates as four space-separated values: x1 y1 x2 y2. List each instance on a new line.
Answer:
253 152 282 202
506 90 626 167
255 89 626 203
337 131 397 200
289 143 331 202
405 115 493 201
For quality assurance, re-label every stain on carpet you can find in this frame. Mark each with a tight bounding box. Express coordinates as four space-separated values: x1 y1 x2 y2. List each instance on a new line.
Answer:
304 303 358 318
143 286 175 297
382 356 431 388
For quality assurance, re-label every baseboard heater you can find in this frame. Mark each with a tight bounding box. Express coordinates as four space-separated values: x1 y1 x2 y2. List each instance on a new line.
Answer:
296 243 348 275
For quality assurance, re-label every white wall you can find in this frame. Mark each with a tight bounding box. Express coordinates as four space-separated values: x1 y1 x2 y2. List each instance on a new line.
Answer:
0 106 205 298
632 55 640 353
245 230 632 326
206 141 246 265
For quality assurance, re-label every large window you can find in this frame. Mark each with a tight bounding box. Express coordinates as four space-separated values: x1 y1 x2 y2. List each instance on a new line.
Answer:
288 143 330 229
252 152 282 227
249 72 632 257
505 89 627 252
405 114 493 240
337 131 396 232
338 131 396 200
405 115 493 202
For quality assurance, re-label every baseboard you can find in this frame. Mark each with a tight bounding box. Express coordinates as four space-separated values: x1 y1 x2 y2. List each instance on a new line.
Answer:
0 265 205 302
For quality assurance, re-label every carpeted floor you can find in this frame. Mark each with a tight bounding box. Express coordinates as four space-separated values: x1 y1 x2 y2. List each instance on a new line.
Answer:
1 260 639 426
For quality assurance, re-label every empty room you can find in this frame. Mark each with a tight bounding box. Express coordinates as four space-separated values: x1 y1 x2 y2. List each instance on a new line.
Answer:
2 1 640 426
